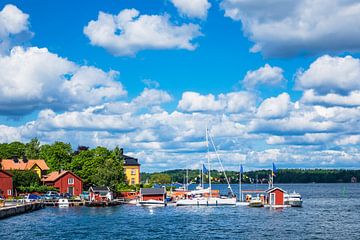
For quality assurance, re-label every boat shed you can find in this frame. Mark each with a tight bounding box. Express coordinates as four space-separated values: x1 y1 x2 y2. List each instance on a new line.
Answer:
140 187 166 202
89 186 113 202
266 187 286 206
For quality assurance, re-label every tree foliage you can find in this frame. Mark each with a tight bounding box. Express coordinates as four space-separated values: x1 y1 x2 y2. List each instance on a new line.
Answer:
149 173 171 184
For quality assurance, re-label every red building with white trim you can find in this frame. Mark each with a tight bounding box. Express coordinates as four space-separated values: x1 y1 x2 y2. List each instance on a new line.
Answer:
140 187 166 201
42 171 83 196
0 169 13 198
266 187 285 206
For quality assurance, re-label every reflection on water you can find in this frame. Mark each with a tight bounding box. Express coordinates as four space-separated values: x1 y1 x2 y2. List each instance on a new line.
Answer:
2 183 359 240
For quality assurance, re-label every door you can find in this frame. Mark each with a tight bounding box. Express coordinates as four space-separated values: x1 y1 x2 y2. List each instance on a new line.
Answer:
270 193 275 205
68 186 74 196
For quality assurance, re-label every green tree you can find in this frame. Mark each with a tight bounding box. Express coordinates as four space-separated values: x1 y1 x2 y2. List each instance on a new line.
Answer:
150 173 171 184
25 138 41 159
11 170 40 189
40 142 73 170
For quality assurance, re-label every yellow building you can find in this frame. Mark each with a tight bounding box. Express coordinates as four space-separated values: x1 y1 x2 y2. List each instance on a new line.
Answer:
123 155 141 185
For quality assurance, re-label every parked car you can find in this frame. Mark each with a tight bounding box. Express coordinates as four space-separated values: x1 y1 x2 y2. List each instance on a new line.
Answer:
43 191 60 200
59 192 72 199
24 194 42 203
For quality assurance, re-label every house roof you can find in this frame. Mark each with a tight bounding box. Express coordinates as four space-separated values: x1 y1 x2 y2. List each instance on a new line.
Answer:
0 169 13 177
0 159 50 171
89 186 110 192
123 155 140 166
41 171 82 182
140 187 166 195
266 187 286 193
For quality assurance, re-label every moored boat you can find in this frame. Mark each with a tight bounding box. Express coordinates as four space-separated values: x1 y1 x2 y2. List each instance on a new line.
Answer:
58 198 69 208
284 192 303 207
248 196 263 207
175 128 236 207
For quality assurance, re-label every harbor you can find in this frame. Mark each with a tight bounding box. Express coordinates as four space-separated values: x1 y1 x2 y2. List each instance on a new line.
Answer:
1 183 359 240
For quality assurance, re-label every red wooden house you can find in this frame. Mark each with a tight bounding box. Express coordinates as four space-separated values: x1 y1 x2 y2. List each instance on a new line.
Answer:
140 187 166 202
0 170 13 198
266 187 286 206
42 171 83 196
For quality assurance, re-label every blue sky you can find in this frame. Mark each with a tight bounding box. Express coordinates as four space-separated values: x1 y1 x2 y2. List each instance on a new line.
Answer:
1 0 360 171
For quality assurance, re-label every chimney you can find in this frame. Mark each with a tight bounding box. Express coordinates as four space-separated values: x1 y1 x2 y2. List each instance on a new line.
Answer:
23 155 28 163
12 155 19 163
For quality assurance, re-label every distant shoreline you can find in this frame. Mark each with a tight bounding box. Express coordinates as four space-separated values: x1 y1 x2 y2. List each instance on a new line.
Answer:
142 169 359 184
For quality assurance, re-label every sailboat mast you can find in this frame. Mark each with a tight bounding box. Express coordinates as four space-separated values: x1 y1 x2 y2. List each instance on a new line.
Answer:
186 168 189 190
208 131 234 196
239 165 242 202
206 128 212 197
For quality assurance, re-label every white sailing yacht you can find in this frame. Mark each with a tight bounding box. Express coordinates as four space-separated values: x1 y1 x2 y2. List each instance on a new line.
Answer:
176 129 237 206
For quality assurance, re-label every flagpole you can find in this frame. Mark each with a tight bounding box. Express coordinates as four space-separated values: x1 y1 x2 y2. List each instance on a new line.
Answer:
239 167 242 202
271 164 274 188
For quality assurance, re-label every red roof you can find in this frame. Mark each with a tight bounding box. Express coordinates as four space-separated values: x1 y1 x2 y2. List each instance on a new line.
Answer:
266 187 286 193
0 159 50 171
42 170 82 182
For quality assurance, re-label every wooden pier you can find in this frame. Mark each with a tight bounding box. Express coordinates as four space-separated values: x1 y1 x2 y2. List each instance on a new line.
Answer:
43 199 85 207
0 202 45 219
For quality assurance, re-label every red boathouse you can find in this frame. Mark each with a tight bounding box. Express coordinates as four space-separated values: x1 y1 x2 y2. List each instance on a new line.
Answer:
42 171 83 196
266 187 285 206
140 187 166 202
0 169 13 198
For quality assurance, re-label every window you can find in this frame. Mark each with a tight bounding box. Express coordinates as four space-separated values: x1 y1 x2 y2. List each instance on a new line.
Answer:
68 178 74 184
131 178 135 185
131 169 136 175
7 189 12 196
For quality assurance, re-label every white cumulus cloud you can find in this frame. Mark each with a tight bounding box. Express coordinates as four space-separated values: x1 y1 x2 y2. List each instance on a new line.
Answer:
0 46 126 115
296 55 360 94
171 0 211 19
243 64 285 88
0 4 32 54
221 0 360 57
84 8 202 56
177 91 256 113
257 93 291 119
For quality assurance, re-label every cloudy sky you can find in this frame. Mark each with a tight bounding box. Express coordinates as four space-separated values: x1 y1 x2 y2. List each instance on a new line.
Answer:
1 0 360 172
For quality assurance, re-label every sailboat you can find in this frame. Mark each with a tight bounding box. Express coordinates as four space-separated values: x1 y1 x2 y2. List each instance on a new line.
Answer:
176 129 237 206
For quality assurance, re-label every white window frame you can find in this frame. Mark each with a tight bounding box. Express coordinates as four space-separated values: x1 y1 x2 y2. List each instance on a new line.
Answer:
131 169 136 175
68 178 74 185
131 178 135 184
7 189 12 196
270 193 275 205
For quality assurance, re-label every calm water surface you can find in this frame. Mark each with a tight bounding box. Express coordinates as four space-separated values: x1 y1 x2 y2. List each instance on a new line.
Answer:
1 183 359 240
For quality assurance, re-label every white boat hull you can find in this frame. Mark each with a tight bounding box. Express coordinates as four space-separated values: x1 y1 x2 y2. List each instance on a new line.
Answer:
285 199 303 207
137 200 166 207
58 198 69 208
176 197 236 206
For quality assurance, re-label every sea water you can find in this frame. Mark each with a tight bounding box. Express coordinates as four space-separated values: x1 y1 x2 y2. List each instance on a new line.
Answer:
1 183 359 240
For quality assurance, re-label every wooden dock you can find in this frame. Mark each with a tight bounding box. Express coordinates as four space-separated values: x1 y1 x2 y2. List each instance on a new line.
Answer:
0 202 44 219
43 199 85 207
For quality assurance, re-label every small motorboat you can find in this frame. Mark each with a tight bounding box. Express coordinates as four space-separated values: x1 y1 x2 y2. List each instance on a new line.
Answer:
137 199 167 207
284 192 303 207
248 196 263 207
58 198 70 208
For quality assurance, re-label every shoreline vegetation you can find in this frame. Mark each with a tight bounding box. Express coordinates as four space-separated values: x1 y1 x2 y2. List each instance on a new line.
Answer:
142 169 360 184
0 139 359 195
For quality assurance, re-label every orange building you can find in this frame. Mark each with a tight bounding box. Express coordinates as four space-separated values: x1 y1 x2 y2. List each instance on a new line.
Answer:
0 156 49 178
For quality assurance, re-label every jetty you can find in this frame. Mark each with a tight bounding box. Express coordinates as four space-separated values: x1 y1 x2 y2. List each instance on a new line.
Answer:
0 202 44 219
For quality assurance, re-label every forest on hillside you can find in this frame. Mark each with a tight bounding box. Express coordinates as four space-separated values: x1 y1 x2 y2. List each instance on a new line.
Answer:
141 168 360 184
